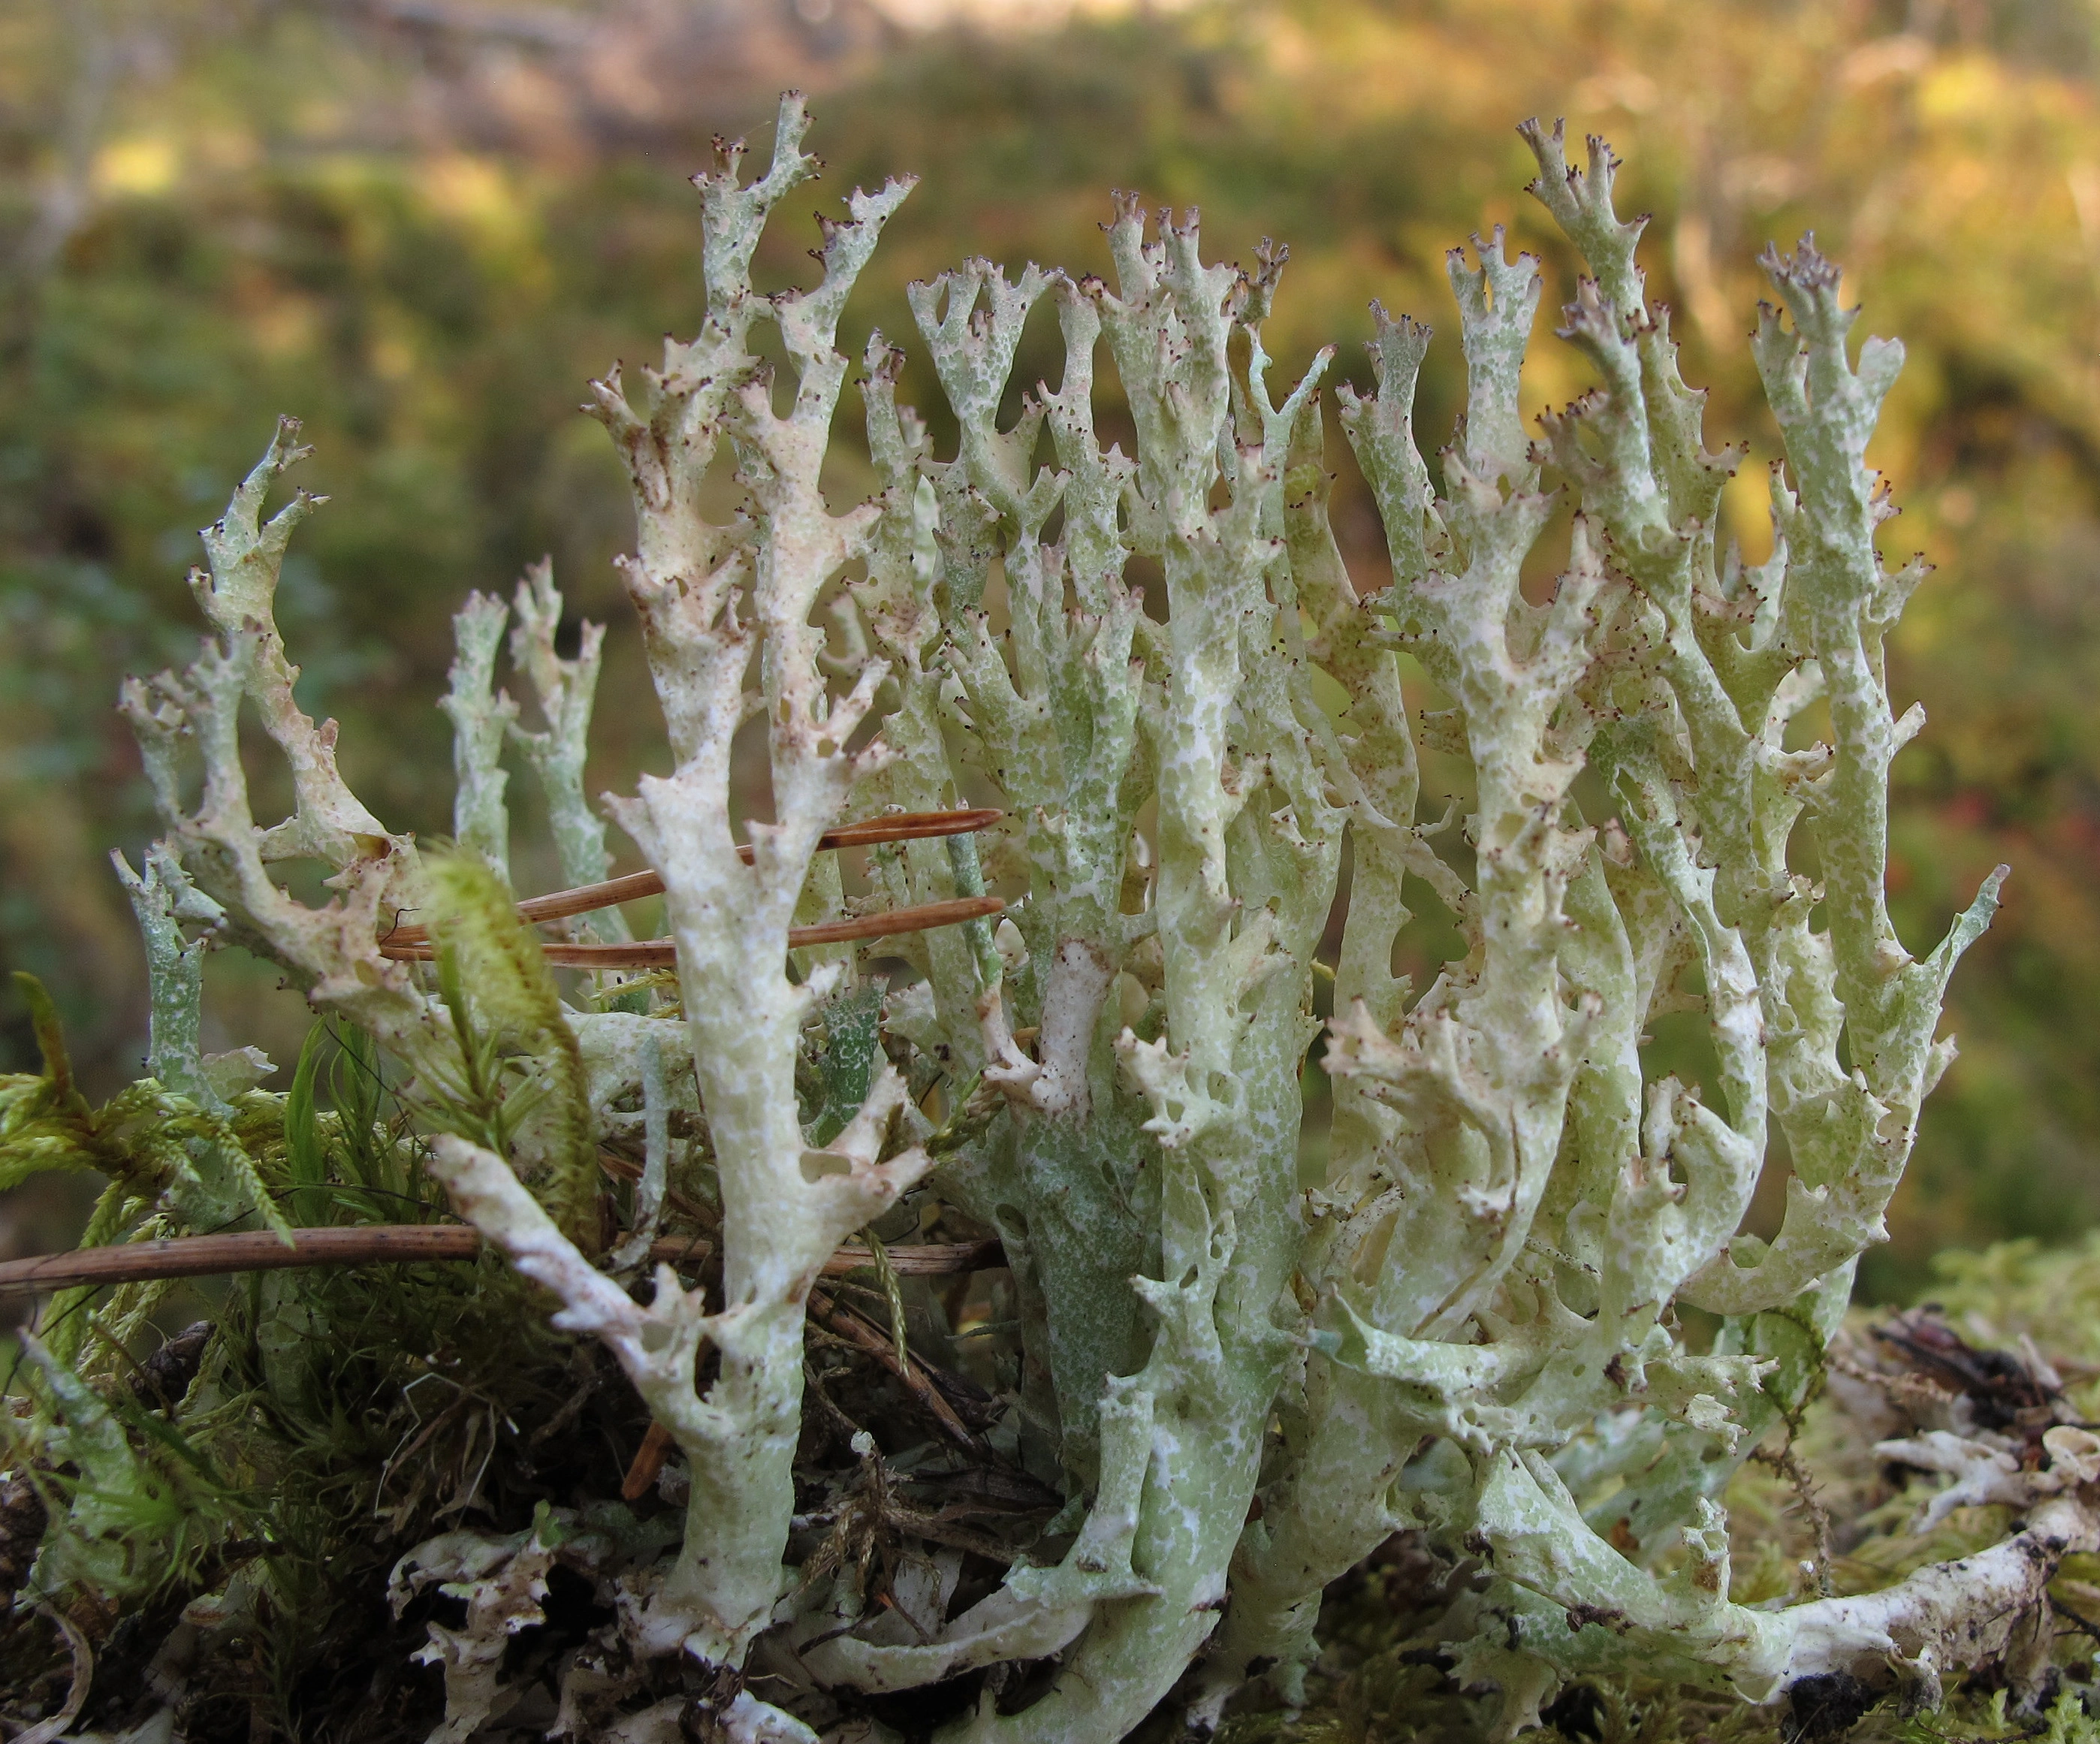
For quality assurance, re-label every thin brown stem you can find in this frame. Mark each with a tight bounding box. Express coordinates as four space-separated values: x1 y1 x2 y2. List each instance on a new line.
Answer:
379 895 1008 967
0 1229 1006 1304
382 807 1003 945
1749 1440 1836 1598
808 1287 985 1453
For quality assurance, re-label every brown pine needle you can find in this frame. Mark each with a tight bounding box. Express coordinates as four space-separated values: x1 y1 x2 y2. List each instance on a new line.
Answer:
379 894 1006 967
381 807 1003 946
809 1287 984 1452
621 1420 677 1501
0 1229 1006 1304
596 1149 714 1227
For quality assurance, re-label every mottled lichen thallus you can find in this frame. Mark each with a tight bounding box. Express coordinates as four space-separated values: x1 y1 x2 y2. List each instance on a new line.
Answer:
107 94 2029 1743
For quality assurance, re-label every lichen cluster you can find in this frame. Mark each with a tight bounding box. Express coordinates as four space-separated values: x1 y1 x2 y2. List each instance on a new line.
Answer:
0 95 2088 1744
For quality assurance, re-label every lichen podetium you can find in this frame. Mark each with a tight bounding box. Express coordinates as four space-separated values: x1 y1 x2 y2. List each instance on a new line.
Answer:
5 95 2086 1744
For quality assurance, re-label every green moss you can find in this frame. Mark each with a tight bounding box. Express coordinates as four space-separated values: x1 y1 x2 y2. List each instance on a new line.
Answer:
421 852 596 1251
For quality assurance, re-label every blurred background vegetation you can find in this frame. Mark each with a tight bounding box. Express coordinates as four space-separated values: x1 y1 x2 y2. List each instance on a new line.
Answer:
3 0 2096 1298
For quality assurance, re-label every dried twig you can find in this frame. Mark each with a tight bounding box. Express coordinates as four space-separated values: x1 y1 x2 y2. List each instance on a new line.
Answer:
380 895 1009 966
0 1229 1006 1303
380 807 1003 946
808 1287 984 1452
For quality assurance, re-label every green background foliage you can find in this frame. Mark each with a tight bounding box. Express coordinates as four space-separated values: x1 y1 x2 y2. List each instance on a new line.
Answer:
6 0 2100 1297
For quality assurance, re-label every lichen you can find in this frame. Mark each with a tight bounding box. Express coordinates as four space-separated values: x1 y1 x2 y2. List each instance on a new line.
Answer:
0 94 2085 1744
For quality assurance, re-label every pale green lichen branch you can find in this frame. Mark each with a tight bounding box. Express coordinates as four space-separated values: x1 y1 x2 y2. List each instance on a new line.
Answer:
1194 120 2020 1724
119 418 433 1057
110 843 234 1115
439 590 517 886
506 560 629 937
579 92 925 1667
